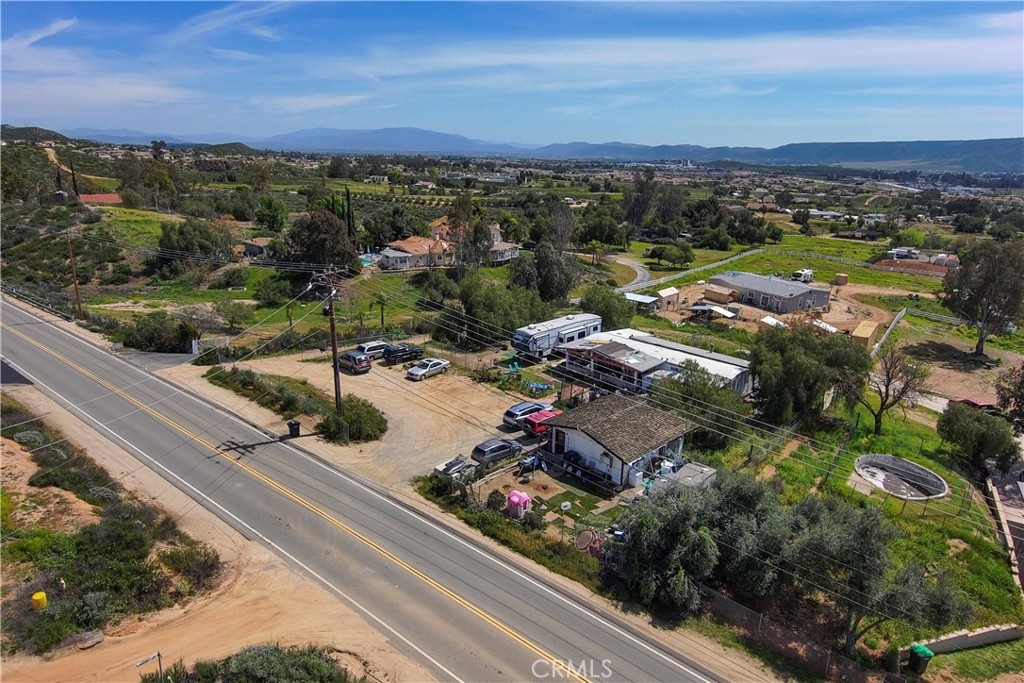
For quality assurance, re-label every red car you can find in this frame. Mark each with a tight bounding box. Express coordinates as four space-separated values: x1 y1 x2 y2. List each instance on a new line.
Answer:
522 409 561 437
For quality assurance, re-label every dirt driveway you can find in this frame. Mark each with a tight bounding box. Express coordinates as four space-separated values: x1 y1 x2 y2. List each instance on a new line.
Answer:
163 352 533 488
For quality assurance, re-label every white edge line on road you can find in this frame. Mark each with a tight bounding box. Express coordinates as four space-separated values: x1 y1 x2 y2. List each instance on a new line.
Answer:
1 354 465 683
6 302 717 683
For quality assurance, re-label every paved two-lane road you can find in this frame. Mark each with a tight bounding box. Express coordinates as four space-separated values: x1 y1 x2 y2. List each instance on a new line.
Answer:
0 301 722 683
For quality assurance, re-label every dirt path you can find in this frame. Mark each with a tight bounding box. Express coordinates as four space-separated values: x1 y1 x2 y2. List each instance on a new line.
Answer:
43 147 117 184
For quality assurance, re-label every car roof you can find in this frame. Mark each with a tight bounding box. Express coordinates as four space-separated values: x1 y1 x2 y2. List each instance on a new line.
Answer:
475 438 509 450
341 350 367 358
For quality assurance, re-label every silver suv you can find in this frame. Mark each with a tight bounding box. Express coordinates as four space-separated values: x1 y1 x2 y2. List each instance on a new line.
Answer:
356 340 392 360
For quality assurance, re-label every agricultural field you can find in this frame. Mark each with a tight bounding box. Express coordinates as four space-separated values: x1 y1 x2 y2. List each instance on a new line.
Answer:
765 234 888 261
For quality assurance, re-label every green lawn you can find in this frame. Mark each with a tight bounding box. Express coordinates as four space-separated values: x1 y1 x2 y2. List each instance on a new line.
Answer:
932 637 1024 681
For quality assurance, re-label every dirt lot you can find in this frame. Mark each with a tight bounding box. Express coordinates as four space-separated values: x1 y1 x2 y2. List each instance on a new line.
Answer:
162 351 535 488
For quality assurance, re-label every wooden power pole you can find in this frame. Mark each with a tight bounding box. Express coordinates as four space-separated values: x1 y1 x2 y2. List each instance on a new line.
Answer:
66 234 84 320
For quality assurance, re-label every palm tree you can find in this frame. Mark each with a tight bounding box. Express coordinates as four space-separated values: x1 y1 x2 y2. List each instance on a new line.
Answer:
585 240 605 265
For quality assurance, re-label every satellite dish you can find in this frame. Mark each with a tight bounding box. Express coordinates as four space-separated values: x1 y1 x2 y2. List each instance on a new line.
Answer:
574 529 596 551
560 501 572 512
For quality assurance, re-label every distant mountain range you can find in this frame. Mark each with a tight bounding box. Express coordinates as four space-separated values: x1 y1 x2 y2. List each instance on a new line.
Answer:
8 124 1021 173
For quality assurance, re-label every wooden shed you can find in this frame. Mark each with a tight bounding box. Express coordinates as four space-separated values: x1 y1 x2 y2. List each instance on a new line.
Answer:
851 321 880 349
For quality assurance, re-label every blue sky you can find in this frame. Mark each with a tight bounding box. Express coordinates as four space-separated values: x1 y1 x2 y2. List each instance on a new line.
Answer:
2 2 1021 147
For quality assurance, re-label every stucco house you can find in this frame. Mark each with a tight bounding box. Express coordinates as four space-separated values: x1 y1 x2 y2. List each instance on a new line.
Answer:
543 394 695 489
378 236 454 270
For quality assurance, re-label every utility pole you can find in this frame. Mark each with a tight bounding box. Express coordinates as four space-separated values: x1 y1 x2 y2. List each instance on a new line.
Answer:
312 268 344 415
327 292 342 414
66 233 84 320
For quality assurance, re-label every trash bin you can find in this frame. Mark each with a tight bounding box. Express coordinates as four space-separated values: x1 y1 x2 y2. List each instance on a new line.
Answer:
907 644 933 674
287 420 301 438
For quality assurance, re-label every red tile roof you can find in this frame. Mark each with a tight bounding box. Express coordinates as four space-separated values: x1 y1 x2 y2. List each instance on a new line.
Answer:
78 193 122 204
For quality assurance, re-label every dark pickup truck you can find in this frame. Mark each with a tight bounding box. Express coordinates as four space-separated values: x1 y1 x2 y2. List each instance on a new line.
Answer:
383 343 424 364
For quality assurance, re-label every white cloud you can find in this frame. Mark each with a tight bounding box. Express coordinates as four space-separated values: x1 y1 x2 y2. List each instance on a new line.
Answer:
163 2 290 44
4 74 198 112
692 83 779 98
209 47 263 62
246 26 281 42
254 93 369 113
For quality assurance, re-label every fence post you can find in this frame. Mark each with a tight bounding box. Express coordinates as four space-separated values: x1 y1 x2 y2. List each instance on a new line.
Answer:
757 612 763 637
824 650 831 678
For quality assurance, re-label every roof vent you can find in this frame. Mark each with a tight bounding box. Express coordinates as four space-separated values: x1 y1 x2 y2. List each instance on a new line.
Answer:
566 315 574 320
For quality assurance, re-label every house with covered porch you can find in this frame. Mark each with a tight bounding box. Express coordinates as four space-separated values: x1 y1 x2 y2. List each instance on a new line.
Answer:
543 394 695 489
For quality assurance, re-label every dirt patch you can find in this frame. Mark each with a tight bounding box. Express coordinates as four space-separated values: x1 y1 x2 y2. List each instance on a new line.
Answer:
876 259 949 274
902 338 1008 401
1 438 100 535
946 538 969 557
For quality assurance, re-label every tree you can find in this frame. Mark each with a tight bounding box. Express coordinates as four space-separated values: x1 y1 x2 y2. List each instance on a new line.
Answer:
941 240 1024 355
580 285 633 330
938 402 1020 473
245 163 272 194
840 344 929 435
600 485 718 613
508 256 539 292
584 239 604 265
548 203 577 250
534 241 580 302
792 208 811 227
786 498 971 657
214 300 254 332
995 361 1024 435
651 362 750 449
254 196 288 233
456 219 494 274
158 218 233 262
175 304 219 339
750 325 871 423
286 210 359 269
253 276 292 307
621 168 658 230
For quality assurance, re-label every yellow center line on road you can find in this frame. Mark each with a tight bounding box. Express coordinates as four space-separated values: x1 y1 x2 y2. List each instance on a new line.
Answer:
2 322 591 683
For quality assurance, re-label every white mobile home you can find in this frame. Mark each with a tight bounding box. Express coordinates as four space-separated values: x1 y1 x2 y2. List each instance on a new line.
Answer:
512 313 602 358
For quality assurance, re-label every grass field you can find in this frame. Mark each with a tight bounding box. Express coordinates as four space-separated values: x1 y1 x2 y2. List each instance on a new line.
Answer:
95 206 181 247
647 251 943 293
932 637 1024 681
754 402 1024 646
765 234 887 262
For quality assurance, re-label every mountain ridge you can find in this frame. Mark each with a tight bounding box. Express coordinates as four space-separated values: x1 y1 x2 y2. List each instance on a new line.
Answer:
7 124 1020 172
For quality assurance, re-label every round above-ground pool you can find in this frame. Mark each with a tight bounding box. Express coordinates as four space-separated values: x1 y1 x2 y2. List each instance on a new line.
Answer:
854 454 949 501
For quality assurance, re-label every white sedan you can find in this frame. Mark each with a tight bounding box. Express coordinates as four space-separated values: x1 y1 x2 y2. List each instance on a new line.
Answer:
406 357 451 381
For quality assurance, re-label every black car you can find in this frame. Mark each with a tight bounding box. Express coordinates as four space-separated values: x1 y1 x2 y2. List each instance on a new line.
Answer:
383 343 423 364
336 351 372 374
471 438 524 466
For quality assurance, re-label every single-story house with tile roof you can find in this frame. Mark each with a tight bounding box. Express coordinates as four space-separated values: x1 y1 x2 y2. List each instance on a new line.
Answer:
379 236 454 270
544 394 695 488
708 271 830 314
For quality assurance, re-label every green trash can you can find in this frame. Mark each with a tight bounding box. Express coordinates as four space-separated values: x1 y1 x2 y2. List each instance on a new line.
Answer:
908 644 934 674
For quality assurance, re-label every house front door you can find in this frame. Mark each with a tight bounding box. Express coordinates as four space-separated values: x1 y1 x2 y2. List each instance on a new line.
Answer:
554 430 566 455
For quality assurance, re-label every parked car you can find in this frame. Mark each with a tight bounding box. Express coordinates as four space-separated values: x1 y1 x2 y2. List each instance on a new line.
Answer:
471 438 523 466
406 357 451 381
502 401 555 429
336 351 372 374
522 409 561 437
357 340 392 360
383 343 423 364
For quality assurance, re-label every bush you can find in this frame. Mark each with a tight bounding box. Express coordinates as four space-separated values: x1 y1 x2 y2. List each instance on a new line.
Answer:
523 510 546 531
210 267 248 289
160 540 221 591
486 489 506 512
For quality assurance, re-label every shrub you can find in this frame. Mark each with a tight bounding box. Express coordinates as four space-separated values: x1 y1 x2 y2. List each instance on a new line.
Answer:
160 540 221 590
523 510 546 531
210 267 248 289
13 430 45 448
486 489 506 512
